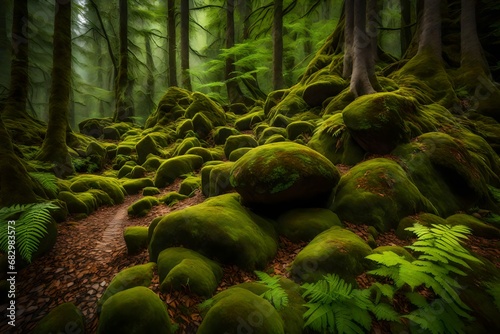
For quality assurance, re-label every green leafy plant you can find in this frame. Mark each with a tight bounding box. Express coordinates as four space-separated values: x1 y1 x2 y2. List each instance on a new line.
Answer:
254 271 289 310
367 224 481 334
0 202 58 262
29 172 59 198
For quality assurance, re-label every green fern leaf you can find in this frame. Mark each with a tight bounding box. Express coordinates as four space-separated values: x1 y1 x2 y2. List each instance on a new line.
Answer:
372 303 401 322
254 271 289 310
29 172 59 198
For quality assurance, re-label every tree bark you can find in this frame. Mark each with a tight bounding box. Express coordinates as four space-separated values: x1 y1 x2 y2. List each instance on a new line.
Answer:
272 0 284 90
400 0 412 57
114 0 134 122
418 0 441 57
460 0 489 76
342 0 354 78
144 34 156 115
0 0 10 92
168 0 178 86
225 0 242 103
180 0 192 91
36 0 74 177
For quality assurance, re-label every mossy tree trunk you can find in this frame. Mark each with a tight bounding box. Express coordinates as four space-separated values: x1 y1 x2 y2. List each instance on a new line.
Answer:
35 0 74 178
180 0 192 91
0 0 10 91
342 0 354 79
400 0 412 57
0 117 38 206
144 34 155 115
418 0 441 57
225 0 243 103
167 0 178 87
272 0 284 90
114 0 134 122
460 0 489 77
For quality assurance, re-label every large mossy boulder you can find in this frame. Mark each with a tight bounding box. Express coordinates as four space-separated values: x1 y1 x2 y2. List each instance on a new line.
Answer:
157 247 222 296
127 196 159 217
445 214 500 239
97 263 156 313
302 75 346 107
149 193 277 270
178 176 201 196
234 110 265 131
123 226 149 254
224 134 258 158
136 135 163 164
121 177 154 195
213 126 240 145
201 162 234 197
154 154 203 188
277 208 342 242
33 303 85 334
98 286 173 334
291 226 372 283
145 87 192 128
184 92 226 126
198 287 284 334
267 93 309 120
230 142 340 209
69 175 126 204
331 158 438 231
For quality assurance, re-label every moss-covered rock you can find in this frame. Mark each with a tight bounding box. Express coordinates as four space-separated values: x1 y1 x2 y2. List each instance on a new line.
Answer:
98 286 173 334
192 112 214 138
269 114 291 128
396 213 446 239
149 193 277 270
258 127 288 145
331 158 438 231
178 176 201 196
185 146 213 163
286 121 315 140
445 214 500 239
229 103 249 115
173 137 201 156
157 247 222 296
235 111 265 131
121 178 154 195
145 86 192 128
224 134 259 158
372 245 415 262
184 92 226 126
123 226 149 254
79 117 113 138
128 165 147 179
32 303 85 334
176 118 194 137
302 75 346 107
198 287 284 334
58 191 91 215
291 226 373 283
154 155 204 188
97 263 156 313
136 135 163 165
201 162 234 197
159 191 189 206
86 141 107 169
142 186 160 196
267 93 309 120
213 126 240 145
264 89 287 115
228 147 253 162
103 122 133 140
142 156 165 172
117 164 133 179
230 142 340 209
277 208 342 242
127 196 159 217
70 175 126 204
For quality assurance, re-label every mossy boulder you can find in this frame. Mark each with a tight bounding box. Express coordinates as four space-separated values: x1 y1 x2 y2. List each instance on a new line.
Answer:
127 196 159 217
277 208 342 242
224 134 259 158
264 134 287 144
396 213 446 239
269 114 291 128
136 135 163 165
229 103 249 115
145 86 192 128
176 118 194 137
142 156 165 172
97 263 156 313
142 186 160 196
268 93 309 120
331 158 438 231
446 214 500 239
198 287 284 334
123 226 149 254
185 146 213 163
258 127 288 145
79 117 113 138
291 226 373 283
98 286 172 334
58 191 92 215
157 247 222 296
103 122 133 140
230 142 340 209
173 137 201 156
201 162 234 197
159 191 189 206
86 141 106 169
213 126 240 145
178 176 201 196
128 166 147 179
184 92 226 126
154 155 204 188
117 164 133 179
286 121 315 140
70 175 126 204
32 303 85 334
228 147 253 162
192 112 214 138
302 75 346 107
149 193 277 270
235 111 265 131
121 178 154 195
372 245 415 262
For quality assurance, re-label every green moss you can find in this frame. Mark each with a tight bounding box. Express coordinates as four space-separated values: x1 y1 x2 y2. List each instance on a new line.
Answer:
123 226 149 254
258 127 288 145
87 189 114 206
268 92 309 120
78 117 113 138
127 166 146 179
58 191 94 215
192 112 214 138
112 154 133 170
213 126 240 145
142 186 160 196
117 165 133 179
145 87 191 128
127 196 159 217
291 226 372 283
264 89 287 115
97 263 156 312
173 137 201 156
224 134 258 158
159 191 189 206
373 245 415 262
228 147 253 162
235 111 265 131
202 162 234 197
230 142 340 209
286 121 315 140
265 134 287 144
253 123 269 138
269 114 291 128
32 303 84 334
70 175 126 204
154 154 204 188
229 103 249 115
176 118 194 137
184 92 226 126
149 193 277 270
142 156 165 172
185 146 213 163
115 144 134 156
446 214 500 239
198 287 284 334
121 178 154 195
178 176 201 196
396 213 446 239
332 158 439 231
98 286 173 334
302 75 346 107
277 208 342 242
135 135 163 165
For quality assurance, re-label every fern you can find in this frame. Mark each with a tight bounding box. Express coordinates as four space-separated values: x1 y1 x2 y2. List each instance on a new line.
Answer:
29 172 59 198
0 202 58 262
485 280 500 312
254 271 289 310
367 224 479 333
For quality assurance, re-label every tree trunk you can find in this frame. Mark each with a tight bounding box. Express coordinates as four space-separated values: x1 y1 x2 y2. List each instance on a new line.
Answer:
366 0 382 91
418 0 441 57
349 0 376 97
225 0 242 103
0 0 10 92
114 0 134 122
460 0 489 76
180 0 192 91
144 34 156 115
400 0 412 57
168 0 178 86
272 0 284 90
342 0 354 78
36 0 74 178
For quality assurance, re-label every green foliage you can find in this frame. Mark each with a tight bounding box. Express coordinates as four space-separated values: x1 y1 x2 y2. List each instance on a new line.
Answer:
254 271 289 310
367 224 481 334
72 157 99 173
485 280 500 312
301 274 373 334
29 172 59 198
0 202 58 262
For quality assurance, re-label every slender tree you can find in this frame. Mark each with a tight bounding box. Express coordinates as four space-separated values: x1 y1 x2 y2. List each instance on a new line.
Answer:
400 0 412 57
167 0 178 86
36 0 74 177
418 0 441 57
342 0 354 79
114 0 134 122
460 0 489 77
0 0 10 91
180 0 192 90
225 0 243 102
272 0 284 90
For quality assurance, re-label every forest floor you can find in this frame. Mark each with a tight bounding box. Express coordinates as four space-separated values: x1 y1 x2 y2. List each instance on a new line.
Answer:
1 178 500 334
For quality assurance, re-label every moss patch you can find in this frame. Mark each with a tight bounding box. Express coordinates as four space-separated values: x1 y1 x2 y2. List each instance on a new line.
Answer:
69 175 126 204
446 214 500 239
32 303 84 334
277 208 342 242
178 176 201 196
121 177 154 195
224 134 258 158
127 196 159 217
123 226 149 254
154 155 204 188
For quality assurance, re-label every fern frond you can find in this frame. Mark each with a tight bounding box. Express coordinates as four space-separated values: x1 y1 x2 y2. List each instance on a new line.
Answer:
29 172 59 198
372 303 401 322
485 280 500 311
254 271 289 310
